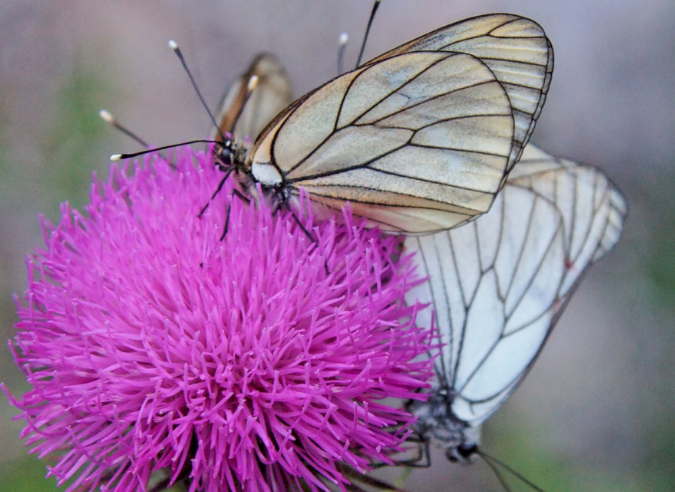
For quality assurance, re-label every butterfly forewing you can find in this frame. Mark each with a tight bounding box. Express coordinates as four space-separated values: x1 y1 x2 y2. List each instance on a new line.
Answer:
368 14 554 174
407 184 566 424
250 51 516 233
213 53 293 144
405 144 626 428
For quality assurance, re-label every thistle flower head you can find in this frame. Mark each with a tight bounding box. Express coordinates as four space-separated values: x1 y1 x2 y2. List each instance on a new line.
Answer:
4 150 432 492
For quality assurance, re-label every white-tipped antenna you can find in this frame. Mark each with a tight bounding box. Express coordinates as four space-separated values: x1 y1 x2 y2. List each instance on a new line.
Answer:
338 32 349 75
169 39 228 142
99 109 114 124
108 139 222 162
99 108 150 148
355 0 381 69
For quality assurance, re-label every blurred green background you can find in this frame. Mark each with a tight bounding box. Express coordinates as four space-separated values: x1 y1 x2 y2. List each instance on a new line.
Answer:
0 1 672 491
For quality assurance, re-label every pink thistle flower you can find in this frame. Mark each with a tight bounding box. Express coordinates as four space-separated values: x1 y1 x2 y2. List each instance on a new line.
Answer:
3 149 433 492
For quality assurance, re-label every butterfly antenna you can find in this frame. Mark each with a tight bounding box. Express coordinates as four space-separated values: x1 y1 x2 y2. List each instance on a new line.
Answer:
355 0 381 68
477 449 547 492
99 109 150 148
481 454 515 492
169 40 228 142
337 32 348 75
110 139 221 161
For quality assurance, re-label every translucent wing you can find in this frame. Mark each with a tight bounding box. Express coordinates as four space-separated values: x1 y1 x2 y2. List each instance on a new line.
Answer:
213 53 293 144
405 144 626 426
510 145 627 274
368 14 554 173
250 51 516 233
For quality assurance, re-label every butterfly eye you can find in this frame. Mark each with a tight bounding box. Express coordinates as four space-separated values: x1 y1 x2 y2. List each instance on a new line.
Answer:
217 144 233 167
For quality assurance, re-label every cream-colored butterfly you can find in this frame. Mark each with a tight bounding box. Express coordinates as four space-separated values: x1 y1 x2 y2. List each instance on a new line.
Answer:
403 144 626 478
190 14 554 234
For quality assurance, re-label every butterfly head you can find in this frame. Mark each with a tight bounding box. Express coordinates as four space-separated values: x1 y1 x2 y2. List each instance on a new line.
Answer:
407 388 481 463
214 139 247 173
445 438 479 464
214 139 234 168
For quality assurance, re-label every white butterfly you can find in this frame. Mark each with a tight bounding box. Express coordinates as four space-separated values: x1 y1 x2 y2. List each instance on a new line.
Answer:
204 18 618 472
403 144 627 466
116 14 552 238
141 14 550 236
243 14 553 234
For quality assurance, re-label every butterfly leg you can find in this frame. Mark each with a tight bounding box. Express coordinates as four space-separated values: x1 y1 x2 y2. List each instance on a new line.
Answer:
278 201 333 275
404 433 431 468
277 200 317 244
220 188 252 240
198 166 235 218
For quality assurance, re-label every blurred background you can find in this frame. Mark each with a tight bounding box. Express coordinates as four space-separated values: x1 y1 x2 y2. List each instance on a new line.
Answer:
0 0 672 490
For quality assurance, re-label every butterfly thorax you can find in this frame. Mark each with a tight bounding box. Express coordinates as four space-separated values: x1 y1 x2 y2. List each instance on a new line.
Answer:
250 160 284 189
215 138 291 208
407 389 481 463
247 150 292 206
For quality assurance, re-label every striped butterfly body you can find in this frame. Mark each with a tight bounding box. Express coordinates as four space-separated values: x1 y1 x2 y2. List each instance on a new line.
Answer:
404 144 626 469
211 14 553 233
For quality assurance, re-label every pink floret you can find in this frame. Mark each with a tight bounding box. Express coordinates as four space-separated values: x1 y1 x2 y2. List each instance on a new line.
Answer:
4 149 432 492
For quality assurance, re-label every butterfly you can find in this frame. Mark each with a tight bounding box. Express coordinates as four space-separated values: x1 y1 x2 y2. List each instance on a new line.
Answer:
402 144 626 480
108 10 622 489
192 13 554 235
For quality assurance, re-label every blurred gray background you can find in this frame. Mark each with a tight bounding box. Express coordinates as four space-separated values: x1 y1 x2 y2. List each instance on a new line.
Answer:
0 1 672 491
